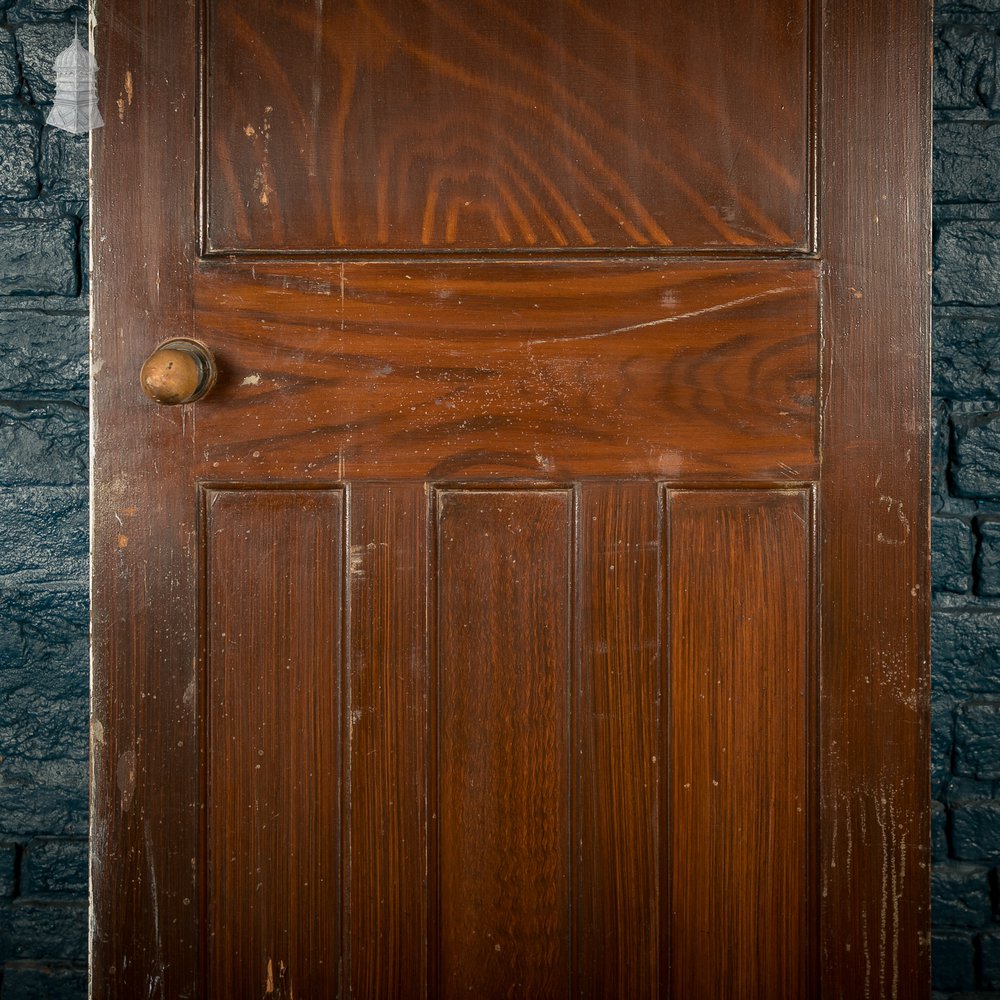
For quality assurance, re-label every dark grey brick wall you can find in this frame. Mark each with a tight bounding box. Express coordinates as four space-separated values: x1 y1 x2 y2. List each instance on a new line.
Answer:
934 2 1000 997
0 0 89 996
0 2 996 997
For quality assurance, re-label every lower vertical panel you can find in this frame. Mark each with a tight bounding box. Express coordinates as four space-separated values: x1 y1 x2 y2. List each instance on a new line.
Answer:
204 488 343 999
348 484 429 997
577 483 662 998
434 489 573 999
667 489 811 1000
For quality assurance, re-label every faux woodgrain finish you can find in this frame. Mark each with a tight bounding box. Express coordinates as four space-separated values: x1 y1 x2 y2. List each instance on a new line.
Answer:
91 0 203 992
435 489 572 998
577 483 661 998
818 1 932 994
194 260 819 481
204 0 810 253
204 489 343 999
347 484 428 997
92 0 930 995
667 489 810 1000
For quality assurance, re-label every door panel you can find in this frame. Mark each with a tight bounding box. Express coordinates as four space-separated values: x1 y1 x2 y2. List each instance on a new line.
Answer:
667 489 811 999
204 0 811 252
436 489 573 997
205 488 343 998
194 261 819 480
91 0 931 997
195 483 814 997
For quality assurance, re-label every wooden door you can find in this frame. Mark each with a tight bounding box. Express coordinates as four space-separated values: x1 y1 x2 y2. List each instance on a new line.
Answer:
90 2 930 997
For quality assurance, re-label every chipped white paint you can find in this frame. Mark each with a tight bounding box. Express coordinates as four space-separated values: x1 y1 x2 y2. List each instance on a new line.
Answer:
241 372 262 386
246 106 275 207
349 545 365 578
830 780 914 999
876 495 911 546
117 750 136 812
845 795 854 880
872 787 905 999
339 263 345 331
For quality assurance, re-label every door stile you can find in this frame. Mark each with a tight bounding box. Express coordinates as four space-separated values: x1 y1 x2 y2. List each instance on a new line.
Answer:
818 0 931 994
91 0 202 993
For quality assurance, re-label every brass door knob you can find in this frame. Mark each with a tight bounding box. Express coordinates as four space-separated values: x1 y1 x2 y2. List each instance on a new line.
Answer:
140 339 218 405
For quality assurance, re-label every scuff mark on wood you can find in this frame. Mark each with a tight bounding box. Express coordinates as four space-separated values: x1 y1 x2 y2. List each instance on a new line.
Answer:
143 820 166 998
116 70 133 123
876 495 910 546
247 106 275 207
117 750 136 812
527 287 794 346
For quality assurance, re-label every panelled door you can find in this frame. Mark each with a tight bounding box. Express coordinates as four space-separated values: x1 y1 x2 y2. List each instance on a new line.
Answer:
90 1 930 997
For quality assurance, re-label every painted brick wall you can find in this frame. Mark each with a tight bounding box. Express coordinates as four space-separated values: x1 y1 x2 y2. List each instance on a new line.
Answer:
0 2 997 997
933 2 1000 997
0 0 89 996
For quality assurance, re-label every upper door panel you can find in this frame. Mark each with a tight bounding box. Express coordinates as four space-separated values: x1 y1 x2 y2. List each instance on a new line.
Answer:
203 0 812 254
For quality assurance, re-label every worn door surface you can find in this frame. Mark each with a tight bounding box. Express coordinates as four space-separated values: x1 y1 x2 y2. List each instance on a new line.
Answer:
91 1 930 997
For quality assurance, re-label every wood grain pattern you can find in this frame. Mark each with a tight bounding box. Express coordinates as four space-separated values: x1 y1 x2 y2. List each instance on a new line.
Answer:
204 489 343 999
92 0 930 995
194 260 819 481
818 1 932 995
204 0 810 252
91 0 203 993
667 488 811 1000
347 484 429 997
577 483 661 997
434 489 572 998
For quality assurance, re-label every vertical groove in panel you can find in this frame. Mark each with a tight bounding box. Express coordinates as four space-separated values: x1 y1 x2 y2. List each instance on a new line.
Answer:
348 484 428 998
205 489 343 1000
667 489 810 1000
577 483 661 998
434 489 573 1000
